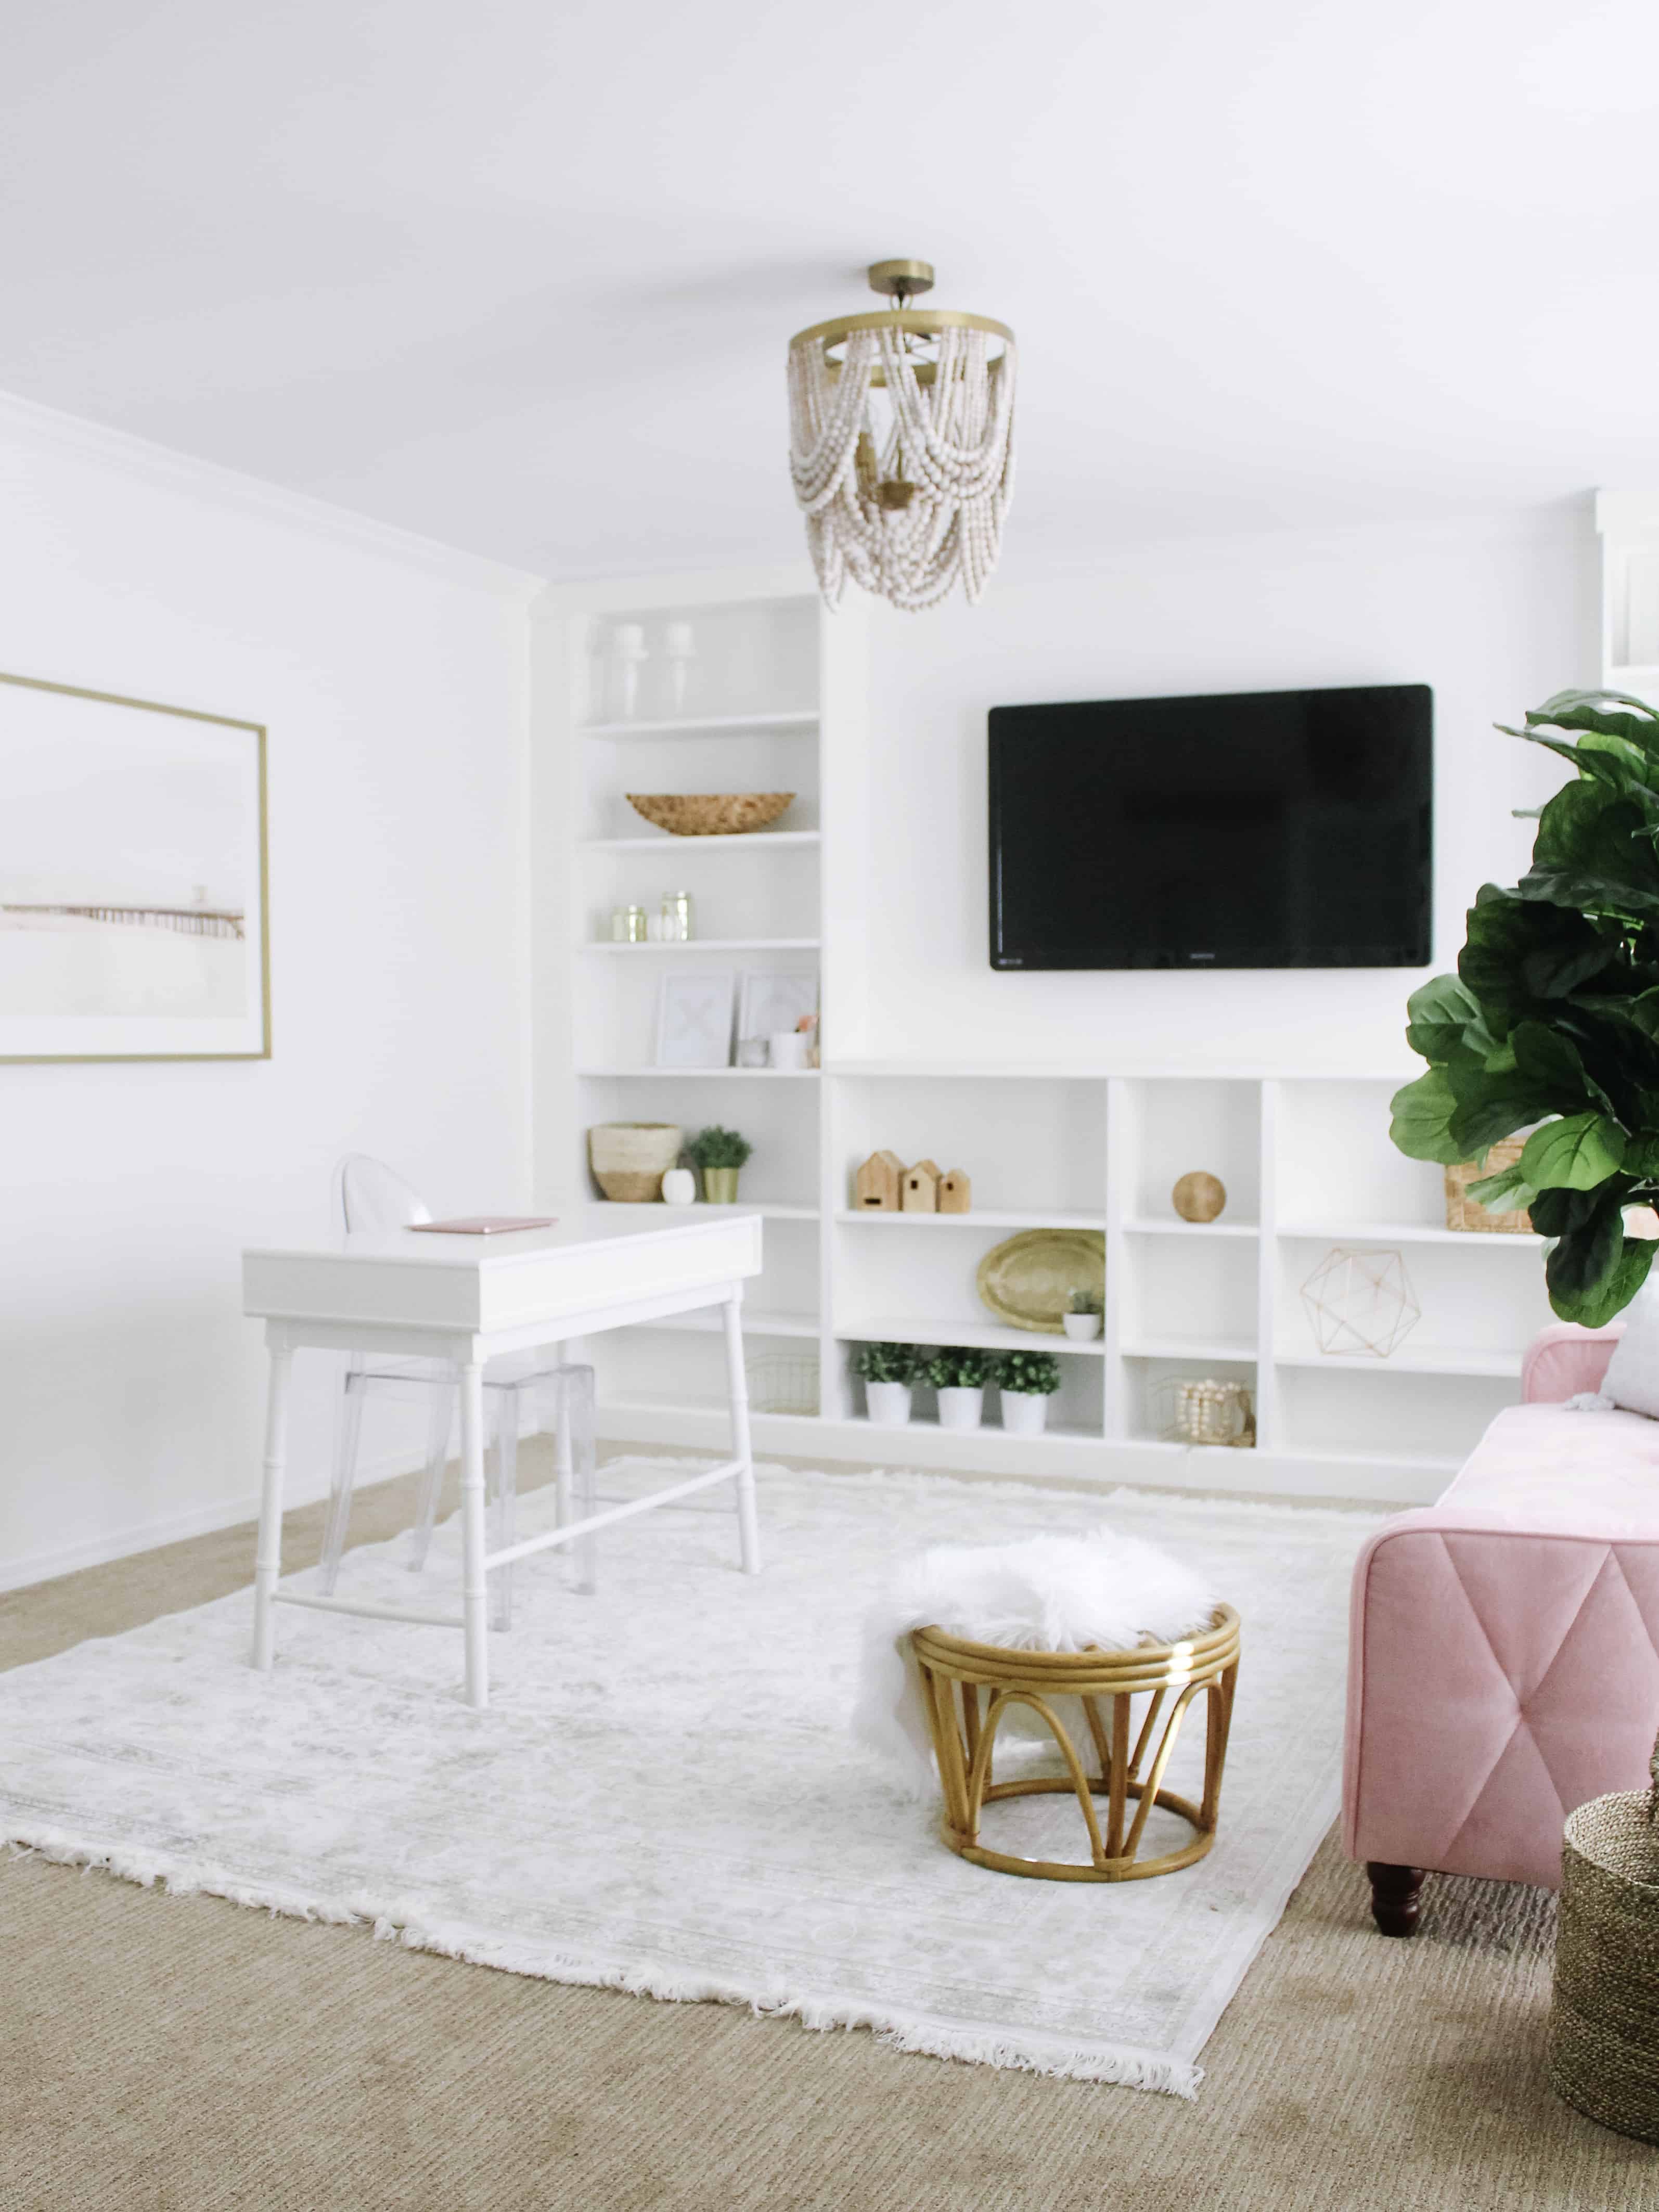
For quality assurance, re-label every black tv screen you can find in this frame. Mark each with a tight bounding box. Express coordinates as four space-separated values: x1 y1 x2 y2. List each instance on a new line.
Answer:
988 684 1432 970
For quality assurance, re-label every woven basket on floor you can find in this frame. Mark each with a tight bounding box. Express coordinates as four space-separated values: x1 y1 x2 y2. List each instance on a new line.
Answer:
1549 1745 1659 2144
1444 1135 1533 1233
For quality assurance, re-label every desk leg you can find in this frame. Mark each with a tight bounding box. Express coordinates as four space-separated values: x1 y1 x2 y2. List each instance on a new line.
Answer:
459 1359 490 1709
721 1292 761 1575
251 1333 294 1671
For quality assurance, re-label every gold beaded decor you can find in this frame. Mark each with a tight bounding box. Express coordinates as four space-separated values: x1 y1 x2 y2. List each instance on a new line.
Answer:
788 260 1016 612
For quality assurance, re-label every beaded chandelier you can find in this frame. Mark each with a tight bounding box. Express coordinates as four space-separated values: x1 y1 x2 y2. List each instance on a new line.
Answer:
787 260 1016 612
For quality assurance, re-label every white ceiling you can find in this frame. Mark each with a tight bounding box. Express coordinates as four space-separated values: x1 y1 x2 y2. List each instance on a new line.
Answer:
4 1 1656 578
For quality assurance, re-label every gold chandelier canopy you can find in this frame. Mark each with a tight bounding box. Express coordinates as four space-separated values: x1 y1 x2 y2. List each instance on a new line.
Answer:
787 260 1017 612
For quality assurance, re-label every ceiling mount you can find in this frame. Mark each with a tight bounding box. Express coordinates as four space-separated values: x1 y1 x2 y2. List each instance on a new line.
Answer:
866 258 935 304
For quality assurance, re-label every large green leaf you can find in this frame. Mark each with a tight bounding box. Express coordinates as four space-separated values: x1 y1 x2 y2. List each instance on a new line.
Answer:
1502 724 1659 805
1458 888 1614 1033
1521 781 1659 918
1404 974 1486 1063
1388 1068 1461 1164
1547 1227 1655 1327
1509 1021 1618 1118
1519 1112 1627 1190
1526 692 1659 751
1465 1163 1538 1212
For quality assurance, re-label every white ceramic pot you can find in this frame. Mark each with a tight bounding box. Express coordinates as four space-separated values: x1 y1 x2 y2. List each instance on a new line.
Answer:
661 1168 696 1207
937 1385 985 1432
768 1030 810 1071
1000 1391 1049 1437
1062 1311 1103 1341
865 1381 913 1427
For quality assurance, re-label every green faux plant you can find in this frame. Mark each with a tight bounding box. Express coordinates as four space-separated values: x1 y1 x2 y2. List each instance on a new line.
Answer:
924 1346 996 1390
853 1341 921 1385
997 1349 1062 1396
687 1126 753 1171
1069 1288 1103 1316
1390 687 1659 1326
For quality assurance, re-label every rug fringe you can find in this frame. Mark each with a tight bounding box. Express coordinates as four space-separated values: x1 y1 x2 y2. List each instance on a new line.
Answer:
4 1823 1201 2095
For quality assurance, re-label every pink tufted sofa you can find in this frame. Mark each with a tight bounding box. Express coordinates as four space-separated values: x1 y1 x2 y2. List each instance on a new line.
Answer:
1344 1322 1659 1934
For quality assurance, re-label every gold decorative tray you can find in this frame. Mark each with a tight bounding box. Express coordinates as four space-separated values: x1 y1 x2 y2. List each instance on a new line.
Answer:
976 1229 1106 1335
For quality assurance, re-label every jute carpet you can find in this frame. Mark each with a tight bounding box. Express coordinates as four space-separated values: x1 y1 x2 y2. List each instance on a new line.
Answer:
5 1444 1657 2211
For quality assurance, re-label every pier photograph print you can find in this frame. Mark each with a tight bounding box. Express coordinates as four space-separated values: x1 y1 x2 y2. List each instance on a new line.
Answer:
0 673 269 1061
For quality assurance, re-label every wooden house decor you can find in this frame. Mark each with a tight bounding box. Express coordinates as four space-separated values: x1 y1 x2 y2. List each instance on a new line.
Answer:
902 1159 941 1212
854 1150 905 1211
938 1169 971 1214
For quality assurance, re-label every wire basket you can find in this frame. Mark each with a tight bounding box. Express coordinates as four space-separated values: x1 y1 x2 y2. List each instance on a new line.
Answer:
746 1354 819 1418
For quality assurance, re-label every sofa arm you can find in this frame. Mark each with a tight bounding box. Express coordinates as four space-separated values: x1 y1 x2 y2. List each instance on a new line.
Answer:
1521 1323 1623 1404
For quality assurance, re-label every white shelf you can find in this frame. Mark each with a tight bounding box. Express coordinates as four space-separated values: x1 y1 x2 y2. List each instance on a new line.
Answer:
1125 1217 1259 1238
580 830 821 853
1279 1220 1543 1247
1275 1344 1522 1379
576 1065 821 1080
844 1414 1104 1446
581 937 821 954
581 710 820 738
837 1315 1106 1356
835 1207 1107 1229
1121 1336 1259 1364
596 1200 819 1220
648 1309 819 1339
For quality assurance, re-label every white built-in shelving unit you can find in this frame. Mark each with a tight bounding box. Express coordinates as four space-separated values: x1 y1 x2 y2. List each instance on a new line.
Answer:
531 570 1555 1507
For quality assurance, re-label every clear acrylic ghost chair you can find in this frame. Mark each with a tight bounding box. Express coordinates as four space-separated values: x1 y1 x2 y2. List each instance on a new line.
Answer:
316 1155 597 1627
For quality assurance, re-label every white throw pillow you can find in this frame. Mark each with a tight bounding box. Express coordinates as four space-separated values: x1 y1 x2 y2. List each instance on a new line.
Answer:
1598 1288 1659 1418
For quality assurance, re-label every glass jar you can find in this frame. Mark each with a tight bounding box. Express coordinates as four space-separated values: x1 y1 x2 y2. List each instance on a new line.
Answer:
661 891 693 943
611 904 647 944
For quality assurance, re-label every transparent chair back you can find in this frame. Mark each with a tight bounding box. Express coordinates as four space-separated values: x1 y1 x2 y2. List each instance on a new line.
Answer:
317 1154 596 1625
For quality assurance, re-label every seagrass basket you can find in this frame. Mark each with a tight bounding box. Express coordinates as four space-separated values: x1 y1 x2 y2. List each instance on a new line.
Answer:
1549 1748 1659 2144
1444 1135 1532 1233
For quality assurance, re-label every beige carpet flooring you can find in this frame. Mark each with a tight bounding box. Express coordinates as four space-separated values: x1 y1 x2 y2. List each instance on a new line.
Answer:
4 1447 1657 2212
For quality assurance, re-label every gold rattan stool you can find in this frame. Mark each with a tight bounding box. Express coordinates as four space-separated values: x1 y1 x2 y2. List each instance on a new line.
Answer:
911 1606 1241 1882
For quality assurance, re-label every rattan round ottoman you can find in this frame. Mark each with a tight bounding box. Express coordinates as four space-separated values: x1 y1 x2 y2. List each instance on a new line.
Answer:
910 1606 1241 1882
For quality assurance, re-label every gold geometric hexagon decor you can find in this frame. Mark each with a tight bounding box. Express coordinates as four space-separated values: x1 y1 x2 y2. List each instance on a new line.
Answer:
1300 1246 1422 1358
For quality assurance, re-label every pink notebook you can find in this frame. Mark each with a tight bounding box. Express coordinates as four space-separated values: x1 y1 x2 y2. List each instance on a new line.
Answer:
407 1216 558 1237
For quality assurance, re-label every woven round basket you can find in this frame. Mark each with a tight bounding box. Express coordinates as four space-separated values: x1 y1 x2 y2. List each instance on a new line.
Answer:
1550 1782 1659 2143
625 793 793 837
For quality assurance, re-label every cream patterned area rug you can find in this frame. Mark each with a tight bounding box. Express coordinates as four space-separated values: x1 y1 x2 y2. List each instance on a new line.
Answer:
0 1462 1381 2098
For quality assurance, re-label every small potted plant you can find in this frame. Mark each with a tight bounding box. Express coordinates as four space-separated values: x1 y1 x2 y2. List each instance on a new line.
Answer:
996 1348 1062 1436
854 1341 921 1426
925 1345 996 1432
688 1126 753 1204
1063 1287 1103 1341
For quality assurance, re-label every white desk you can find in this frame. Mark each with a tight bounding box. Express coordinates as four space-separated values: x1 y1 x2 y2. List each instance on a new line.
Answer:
242 1207 764 1708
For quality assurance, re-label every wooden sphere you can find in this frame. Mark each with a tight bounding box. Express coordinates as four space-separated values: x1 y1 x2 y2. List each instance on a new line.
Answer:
1173 1171 1227 1223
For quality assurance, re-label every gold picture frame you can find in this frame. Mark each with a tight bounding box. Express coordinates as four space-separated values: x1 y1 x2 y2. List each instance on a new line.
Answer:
0 669 270 1062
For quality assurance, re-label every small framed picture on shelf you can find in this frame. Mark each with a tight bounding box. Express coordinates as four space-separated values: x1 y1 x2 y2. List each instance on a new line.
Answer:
738 970 819 1047
654 970 737 1069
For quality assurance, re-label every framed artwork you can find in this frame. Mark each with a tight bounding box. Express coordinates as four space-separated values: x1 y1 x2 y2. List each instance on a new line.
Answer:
738 969 819 1045
0 671 269 1062
654 970 737 1069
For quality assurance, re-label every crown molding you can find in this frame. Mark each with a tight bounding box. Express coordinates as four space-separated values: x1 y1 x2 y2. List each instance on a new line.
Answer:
0 386 546 604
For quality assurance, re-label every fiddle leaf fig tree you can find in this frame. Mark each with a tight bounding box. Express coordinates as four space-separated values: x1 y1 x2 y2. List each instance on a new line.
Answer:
1390 688 1659 1327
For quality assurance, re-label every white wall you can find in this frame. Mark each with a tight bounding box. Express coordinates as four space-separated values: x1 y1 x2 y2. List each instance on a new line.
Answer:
848 509 1596 1069
0 401 536 1590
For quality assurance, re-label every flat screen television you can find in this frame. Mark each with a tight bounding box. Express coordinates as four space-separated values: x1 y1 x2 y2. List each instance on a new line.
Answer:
987 683 1432 970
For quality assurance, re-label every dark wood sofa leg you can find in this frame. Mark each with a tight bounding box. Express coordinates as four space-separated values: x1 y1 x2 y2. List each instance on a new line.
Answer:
1367 1862 1424 1937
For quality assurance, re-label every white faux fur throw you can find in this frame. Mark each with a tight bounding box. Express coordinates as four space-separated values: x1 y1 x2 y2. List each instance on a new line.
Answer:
852 1527 1217 1794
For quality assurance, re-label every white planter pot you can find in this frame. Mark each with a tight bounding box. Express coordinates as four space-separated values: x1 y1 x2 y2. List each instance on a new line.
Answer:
937 1385 985 1432
660 1168 696 1207
1062 1312 1103 1341
865 1381 913 1427
1000 1390 1050 1437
